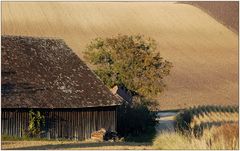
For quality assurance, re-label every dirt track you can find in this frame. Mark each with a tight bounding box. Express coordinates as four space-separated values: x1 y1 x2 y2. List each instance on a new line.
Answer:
2 2 238 109
156 112 177 132
1 141 152 150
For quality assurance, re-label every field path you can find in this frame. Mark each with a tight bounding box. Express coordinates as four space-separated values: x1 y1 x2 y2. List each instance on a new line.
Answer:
1 141 152 150
156 112 177 132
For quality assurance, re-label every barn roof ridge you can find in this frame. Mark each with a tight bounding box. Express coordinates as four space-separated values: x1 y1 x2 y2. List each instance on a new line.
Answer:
1 35 121 108
2 34 65 42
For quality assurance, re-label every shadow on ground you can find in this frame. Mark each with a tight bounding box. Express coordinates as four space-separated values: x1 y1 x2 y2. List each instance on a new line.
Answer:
3 141 151 150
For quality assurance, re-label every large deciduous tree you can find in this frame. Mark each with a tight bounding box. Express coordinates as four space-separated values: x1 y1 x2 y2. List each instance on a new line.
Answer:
84 34 173 98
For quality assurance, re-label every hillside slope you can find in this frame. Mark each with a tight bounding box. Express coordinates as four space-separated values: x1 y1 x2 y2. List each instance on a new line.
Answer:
182 1 239 33
2 2 238 110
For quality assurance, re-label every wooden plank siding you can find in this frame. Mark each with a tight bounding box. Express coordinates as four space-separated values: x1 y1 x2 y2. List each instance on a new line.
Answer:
1 106 117 140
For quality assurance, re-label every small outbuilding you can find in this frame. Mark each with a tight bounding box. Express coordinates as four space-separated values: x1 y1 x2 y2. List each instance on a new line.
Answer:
1 35 121 140
111 85 135 104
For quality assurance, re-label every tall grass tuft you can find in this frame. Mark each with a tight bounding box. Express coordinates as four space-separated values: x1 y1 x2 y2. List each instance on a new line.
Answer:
153 132 208 149
153 123 239 150
203 123 239 149
175 105 238 136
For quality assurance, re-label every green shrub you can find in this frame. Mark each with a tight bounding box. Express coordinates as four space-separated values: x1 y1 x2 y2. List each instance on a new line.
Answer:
26 110 46 138
117 98 157 138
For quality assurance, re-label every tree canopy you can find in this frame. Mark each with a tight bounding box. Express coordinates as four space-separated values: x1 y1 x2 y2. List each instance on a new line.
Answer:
84 34 173 98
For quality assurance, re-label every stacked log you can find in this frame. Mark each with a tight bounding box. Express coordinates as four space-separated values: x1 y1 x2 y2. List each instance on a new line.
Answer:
91 128 106 142
91 128 119 142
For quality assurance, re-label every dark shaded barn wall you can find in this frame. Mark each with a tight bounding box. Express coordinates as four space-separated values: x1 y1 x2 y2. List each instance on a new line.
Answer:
1 106 117 140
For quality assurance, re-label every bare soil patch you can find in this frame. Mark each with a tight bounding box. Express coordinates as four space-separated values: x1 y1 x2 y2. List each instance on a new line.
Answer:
182 1 238 33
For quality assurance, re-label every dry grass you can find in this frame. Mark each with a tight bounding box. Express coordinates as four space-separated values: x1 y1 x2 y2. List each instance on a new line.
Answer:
1 140 152 150
190 112 238 128
153 132 208 149
3 123 238 150
203 123 239 149
2 2 238 110
153 123 239 150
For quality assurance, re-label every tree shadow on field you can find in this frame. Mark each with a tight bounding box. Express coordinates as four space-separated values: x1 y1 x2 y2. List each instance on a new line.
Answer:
4 141 151 150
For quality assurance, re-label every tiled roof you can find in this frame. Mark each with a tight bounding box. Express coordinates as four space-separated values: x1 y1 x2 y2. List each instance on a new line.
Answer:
1 35 121 108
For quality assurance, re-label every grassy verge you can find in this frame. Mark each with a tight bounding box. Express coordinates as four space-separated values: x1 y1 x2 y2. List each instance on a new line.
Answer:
153 123 239 150
1 135 72 141
2 127 157 143
175 105 239 136
1 141 152 150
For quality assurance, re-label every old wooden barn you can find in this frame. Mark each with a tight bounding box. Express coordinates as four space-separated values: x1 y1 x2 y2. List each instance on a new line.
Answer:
1 35 121 140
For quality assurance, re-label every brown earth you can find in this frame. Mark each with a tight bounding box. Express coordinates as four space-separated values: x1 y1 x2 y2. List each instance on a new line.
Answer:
1 2 238 110
182 1 239 33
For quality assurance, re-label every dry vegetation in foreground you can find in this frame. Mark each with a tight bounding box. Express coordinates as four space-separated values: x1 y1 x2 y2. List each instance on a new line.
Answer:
175 105 239 132
1 140 152 150
153 123 239 150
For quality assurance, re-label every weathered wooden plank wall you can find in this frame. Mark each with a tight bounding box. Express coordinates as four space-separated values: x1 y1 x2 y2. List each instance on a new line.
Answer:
1 106 117 140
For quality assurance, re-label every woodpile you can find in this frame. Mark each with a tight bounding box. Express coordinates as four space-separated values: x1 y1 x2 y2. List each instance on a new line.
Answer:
91 128 119 142
91 128 106 142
